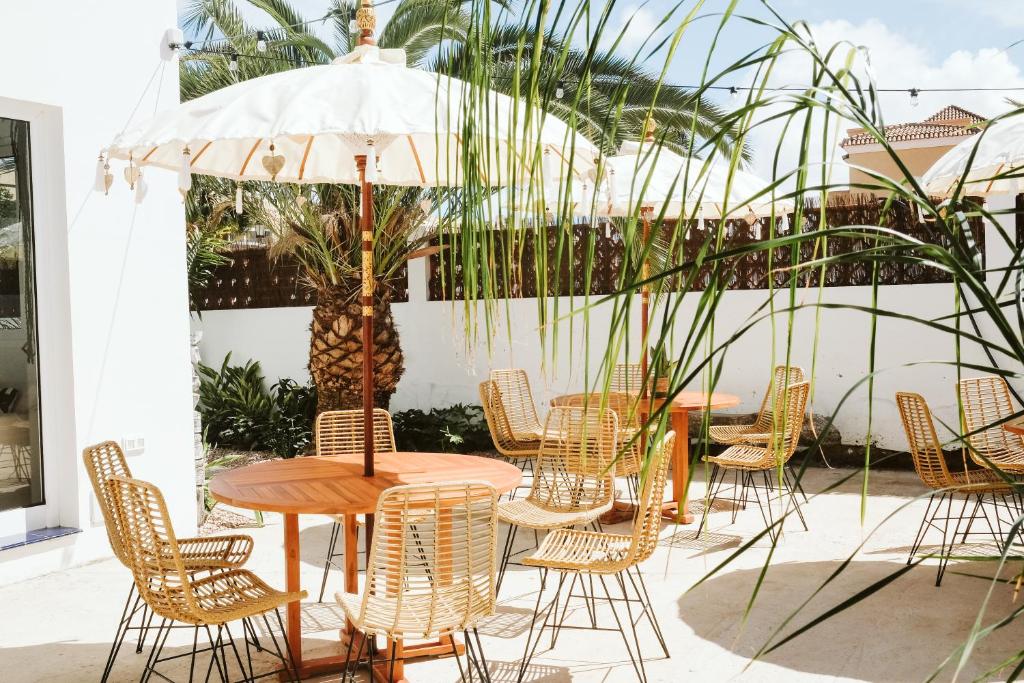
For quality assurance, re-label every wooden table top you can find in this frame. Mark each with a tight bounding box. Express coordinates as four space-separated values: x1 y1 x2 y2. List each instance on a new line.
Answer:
209 452 522 516
552 391 740 414
1005 419 1024 436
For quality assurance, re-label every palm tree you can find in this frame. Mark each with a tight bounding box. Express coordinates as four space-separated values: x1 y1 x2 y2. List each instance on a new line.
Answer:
178 0 744 413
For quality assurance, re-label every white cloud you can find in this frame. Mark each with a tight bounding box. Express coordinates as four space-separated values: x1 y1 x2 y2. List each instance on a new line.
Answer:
614 5 661 52
743 18 1024 187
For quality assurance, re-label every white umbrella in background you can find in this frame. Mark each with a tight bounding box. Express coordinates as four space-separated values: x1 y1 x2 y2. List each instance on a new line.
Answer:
580 120 788 394
922 115 1023 197
104 3 597 479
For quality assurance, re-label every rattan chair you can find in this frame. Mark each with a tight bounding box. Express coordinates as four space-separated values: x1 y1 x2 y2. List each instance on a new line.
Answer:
698 381 811 542
336 482 499 683
480 371 553 501
557 392 644 502
108 475 305 683
82 441 254 682
496 406 617 592
709 365 805 445
315 408 397 601
518 431 676 683
480 369 550 464
897 392 1022 585
957 376 1024 474
610 363 645 395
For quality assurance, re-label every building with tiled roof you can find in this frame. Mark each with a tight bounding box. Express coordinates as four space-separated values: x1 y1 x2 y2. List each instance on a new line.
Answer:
840 105 987 195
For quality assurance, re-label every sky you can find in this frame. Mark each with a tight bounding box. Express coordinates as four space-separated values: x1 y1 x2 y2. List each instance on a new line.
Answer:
177 0 1024 181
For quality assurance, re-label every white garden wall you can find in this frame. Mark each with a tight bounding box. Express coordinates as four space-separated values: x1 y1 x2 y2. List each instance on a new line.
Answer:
194 198 1022 452
0 1 195 583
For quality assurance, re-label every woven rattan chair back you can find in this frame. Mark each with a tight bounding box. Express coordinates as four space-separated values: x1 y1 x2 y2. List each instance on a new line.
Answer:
315 408 396 457
357 482 499 636
769 381 811 461
83 441 132 566
490 369 543 439
531 406 617 511
107 475 198 624
756 365 806 432
610 363 645 395
896 392 953 489
629 431 675 565
557 392 642 475
957 376 1023 463
480 380 521 455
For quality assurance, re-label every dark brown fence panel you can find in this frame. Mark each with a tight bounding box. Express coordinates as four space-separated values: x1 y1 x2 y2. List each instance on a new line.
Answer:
192 247 408 311
428 197 986 301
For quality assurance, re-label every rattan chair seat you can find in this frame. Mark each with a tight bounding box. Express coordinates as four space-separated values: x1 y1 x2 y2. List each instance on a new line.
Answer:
947 469 1014 493
522 528 633 573
708 424 767 445
705 444 779 471
336 580 491 639
187 569 305 625
498 497 613 530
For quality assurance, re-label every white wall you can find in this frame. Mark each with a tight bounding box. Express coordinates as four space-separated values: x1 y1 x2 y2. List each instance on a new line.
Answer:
194 201 1021 452
0 0 195 583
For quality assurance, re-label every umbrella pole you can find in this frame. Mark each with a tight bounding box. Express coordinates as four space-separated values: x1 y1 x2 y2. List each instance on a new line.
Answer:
641 208 651 395
357 155 375 479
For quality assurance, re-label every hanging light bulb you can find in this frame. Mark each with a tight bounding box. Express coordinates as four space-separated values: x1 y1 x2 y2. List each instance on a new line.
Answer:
729 86 740 102
229 53 239 73
255 31 267 52
555 81 565 100
349 8 358 32
909 88 920 107
235 183 243 214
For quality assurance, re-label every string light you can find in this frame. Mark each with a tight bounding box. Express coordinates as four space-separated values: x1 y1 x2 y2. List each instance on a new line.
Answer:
172 44 1024 98
729 86 740 102
555 81 565 99
909 87 920 107
228 53 239 72
255 31 267 52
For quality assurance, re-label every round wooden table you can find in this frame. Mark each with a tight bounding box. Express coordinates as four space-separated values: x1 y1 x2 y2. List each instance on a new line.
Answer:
209 452 521 681
552 391 740 524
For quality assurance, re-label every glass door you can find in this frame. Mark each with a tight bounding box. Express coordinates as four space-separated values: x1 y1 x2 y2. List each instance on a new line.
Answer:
0 116 43 513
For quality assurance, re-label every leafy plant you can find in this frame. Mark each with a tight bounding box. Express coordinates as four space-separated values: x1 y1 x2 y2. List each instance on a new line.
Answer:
392 404 492 453
261 378 317 457
197 354 316 456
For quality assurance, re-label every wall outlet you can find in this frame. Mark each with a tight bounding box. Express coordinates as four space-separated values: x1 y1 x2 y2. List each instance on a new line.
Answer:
121 435 145 456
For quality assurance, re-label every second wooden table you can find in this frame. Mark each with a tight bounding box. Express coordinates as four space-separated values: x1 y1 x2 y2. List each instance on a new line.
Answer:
552 391 739 524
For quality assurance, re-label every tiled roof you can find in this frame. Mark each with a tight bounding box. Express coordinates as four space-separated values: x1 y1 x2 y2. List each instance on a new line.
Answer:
923 105 986 124
841 105 987 148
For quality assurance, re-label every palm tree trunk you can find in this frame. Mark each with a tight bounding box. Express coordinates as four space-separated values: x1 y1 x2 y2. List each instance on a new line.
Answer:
309 284 404 413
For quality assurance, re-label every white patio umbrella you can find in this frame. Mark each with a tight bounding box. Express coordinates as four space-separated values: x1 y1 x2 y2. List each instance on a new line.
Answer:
596 138 788 220
104 7 597 478
922 114 1024 197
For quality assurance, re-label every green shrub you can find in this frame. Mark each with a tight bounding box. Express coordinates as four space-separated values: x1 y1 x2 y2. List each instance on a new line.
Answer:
197 354 316 457
392 404 492 453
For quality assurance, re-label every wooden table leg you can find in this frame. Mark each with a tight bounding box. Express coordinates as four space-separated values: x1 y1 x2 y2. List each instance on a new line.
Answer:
283 513 303 671
662 409 694 523
284 513 368 680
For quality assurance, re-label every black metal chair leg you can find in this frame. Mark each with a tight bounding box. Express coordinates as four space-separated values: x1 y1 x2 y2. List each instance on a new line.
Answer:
318 520 342 602
102 581 138 682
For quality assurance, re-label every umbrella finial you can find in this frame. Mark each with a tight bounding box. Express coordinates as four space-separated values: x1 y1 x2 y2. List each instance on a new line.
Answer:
642 115 657 142
356 0 377 46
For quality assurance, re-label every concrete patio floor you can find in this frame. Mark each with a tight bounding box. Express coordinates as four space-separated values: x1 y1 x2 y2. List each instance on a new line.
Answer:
2 466 1023 682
